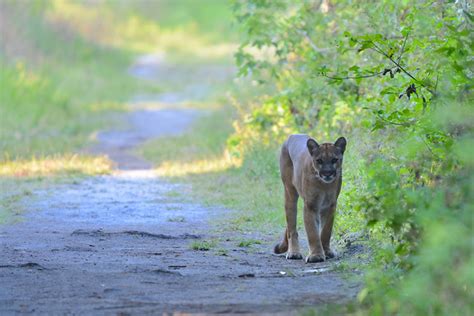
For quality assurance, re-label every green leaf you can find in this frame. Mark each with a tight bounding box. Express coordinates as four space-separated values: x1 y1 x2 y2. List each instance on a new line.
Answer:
349 65 360 72
358 41 373 53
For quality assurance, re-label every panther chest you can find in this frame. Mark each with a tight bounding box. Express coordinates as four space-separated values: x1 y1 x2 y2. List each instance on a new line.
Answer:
303 185 338 212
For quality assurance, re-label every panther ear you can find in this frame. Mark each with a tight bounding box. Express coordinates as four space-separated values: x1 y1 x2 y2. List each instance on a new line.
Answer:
307 138 319 155
335 137 347 154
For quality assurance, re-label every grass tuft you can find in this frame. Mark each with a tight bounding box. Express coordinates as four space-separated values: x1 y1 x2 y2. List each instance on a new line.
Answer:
190 240 217 251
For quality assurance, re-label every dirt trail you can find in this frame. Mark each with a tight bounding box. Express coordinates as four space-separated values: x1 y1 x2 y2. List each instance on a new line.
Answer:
0 56 361 315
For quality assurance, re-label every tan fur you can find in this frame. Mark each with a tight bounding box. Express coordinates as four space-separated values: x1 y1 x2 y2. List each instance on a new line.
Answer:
274 134 346 263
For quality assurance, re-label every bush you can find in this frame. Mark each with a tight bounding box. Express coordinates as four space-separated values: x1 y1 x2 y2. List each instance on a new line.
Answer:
231 0 473 313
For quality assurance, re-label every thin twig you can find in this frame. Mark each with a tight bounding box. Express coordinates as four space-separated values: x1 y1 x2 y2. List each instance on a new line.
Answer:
397 30 409 64
376 113 414 127
321 67 396 80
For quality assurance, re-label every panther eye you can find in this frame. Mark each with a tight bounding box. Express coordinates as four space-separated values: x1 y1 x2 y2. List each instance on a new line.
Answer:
316 159 323 164
332 158 338 164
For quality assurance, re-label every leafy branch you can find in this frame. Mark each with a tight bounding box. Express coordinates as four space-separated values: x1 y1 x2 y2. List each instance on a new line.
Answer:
375 113 414 127
369 41 436 95
319 29 434 109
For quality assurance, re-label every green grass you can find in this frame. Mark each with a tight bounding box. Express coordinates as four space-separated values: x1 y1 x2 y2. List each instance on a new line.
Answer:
238 239 262 247
108 0 237 44
40 0 237 64
0 62 128 158
190 240 217 251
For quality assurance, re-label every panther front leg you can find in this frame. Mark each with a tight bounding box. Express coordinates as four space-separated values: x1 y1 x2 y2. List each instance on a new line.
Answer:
303 202 325 263
321 204 337 259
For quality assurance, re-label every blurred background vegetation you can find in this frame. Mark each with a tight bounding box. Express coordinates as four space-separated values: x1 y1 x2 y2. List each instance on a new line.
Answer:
1 0 472 314
0 0 235 160
0 0 237 222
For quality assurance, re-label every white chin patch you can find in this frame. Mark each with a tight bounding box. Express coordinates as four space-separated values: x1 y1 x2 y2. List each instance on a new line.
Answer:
320 176 335 183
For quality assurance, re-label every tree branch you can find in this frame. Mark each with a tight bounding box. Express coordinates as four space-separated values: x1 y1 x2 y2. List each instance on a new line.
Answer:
397 30 409 64
321 67 397 80
376 113 414 127
370 41 435 95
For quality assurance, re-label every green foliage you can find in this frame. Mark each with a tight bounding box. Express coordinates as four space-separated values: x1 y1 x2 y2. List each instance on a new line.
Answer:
232 0 473 313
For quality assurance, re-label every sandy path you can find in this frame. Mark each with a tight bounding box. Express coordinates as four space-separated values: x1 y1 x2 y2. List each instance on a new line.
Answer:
0 56 362 315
